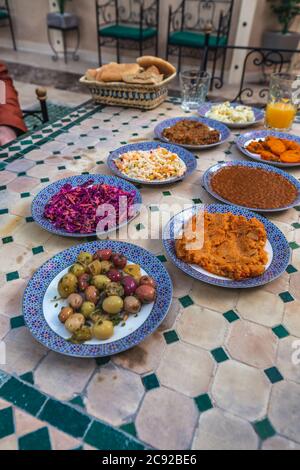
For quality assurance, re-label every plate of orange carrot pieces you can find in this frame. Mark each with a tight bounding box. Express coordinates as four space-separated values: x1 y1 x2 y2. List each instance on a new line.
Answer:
236 130 300 167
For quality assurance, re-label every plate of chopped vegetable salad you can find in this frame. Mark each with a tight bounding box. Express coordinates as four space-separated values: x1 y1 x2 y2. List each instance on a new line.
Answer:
32 174 142 238
107 141 197 185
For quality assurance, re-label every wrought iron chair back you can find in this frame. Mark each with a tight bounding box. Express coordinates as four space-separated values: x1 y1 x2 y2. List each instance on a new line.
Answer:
0 0 16 50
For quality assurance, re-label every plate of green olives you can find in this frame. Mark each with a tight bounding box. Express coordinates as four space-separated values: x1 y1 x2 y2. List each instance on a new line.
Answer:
23 241 173 357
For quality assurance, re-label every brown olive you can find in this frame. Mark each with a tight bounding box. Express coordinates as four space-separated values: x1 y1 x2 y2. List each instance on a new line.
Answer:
78 273 90 292
59 306 74 323
139 276 157 289
124 296 142 315
68 293 83 310
135 285 156 304
85 285 99 304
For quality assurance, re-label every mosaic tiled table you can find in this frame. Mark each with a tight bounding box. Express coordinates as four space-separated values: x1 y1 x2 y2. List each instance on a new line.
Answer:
0 98 300 451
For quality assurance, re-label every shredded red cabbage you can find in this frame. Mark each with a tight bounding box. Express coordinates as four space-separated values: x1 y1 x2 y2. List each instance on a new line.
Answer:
44 181 136 234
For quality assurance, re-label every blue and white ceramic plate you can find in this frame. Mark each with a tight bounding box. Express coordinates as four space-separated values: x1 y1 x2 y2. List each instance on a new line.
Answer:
202 161 300 213
32 174 142 238
236 130 300 168
23 241 173 358
107 141 197 185
198 102 264 129
163 204 290 289
154 116 231 150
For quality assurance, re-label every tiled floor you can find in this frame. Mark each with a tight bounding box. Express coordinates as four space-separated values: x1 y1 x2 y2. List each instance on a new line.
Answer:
0 98 300 450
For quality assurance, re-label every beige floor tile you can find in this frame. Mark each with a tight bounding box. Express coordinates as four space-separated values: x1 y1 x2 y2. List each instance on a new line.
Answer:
191 283 238 313
237 290 284 327
292 249 300 270
157 342 214 397
7 176 39 194
226 321 277 369
177 305 227 350
264 272 290 296
262 436 300 450
276 336 300 384
15 409 45 437
0 279 27 317
283 301 300 338
35 352 96 401
1 327 47 375
212 361 271 422
158 298 181 332
192 409 258 450
19 252 52 280
290 273 300 302
165 262 194 299
0 243 32 273
0 314 10 340
0 398 11 410
113 332 166 375
136 387 198 450
0 213 24 239
0 435 18 450
269 381 300 443
0 171 17 185
85 364 144 427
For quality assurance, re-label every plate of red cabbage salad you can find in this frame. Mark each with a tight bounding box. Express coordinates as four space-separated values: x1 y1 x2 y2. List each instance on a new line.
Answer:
32 175 142 238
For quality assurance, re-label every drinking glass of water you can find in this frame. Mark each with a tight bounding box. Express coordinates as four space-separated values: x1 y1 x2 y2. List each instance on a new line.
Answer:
180 70 211 112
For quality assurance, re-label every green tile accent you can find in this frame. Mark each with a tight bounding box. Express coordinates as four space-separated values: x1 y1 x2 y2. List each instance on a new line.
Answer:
10 315 25 329
136 223 145 231
223 310 239 323
264 367 284 384
149 205 159 212
0 407 14 439
26 216 34 223
192 198 202 204
6 271 19 282
95 357 111 366
286 264 298 274
18 172 26 177
292 222 300 229
0 377 46 416
272 325 290 339
40 399 90 438
20 192 30 199
279 292 295 303
0 185 7 191
58 166 66 170
253 418 276 440
142 373 160 391
0 209 8 215
163 330 179 344
40 178 50 183
163 191 171 196
20 372 34 385
289 242 300 250
2 236 13 244
211 347 229 363
19 427 51 451
194 394 213 413
69 396 85 409
85 421 145 450
119 422 137 438
157 255 167 263
179 295 194 308
32 246 44 255
36 160 44 165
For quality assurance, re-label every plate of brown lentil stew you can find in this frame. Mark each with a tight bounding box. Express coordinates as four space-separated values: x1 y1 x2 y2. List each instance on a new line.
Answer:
202 161 300 213
154 116 231 150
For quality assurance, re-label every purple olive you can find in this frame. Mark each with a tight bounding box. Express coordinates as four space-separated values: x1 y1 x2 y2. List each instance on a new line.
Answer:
107 269 122 283
135 285 156 304
122 276 138 296
111 253 127 269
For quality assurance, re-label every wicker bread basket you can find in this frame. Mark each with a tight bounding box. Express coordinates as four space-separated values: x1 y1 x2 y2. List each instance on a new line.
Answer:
79 73 176 110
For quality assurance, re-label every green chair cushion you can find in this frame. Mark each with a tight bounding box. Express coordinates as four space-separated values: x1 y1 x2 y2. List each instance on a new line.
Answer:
169 31 227 48
99 24 156 41
0 10 9 20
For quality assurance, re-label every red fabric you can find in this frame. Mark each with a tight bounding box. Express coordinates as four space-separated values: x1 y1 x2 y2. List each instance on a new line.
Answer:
0 62 27 134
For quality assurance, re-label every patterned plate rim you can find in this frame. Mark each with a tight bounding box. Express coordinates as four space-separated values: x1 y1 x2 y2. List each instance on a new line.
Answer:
236 130 300 168
31 174 142 238
202 161 300 213
154 116 231 150
198 102 264 127
163 204 291 289
107 141 198 186
22 240 173 357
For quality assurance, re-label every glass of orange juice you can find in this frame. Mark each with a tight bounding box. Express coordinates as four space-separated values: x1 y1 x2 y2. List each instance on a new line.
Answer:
265 73 298 132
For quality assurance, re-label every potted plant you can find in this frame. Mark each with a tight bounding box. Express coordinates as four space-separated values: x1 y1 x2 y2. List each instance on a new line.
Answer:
47 0 79 29
263 0 300 61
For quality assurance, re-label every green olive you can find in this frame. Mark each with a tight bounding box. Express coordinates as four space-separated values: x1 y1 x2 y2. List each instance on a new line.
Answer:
88 260 102 276
65 314 85 333
102 296 124 315
58 273 78 299
77 252 93 267
69 326 93 344
106 282 124 297
69 263 86 277
80 301 96 318
91 275 111 290
93 321 114 340
100 260 113 273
